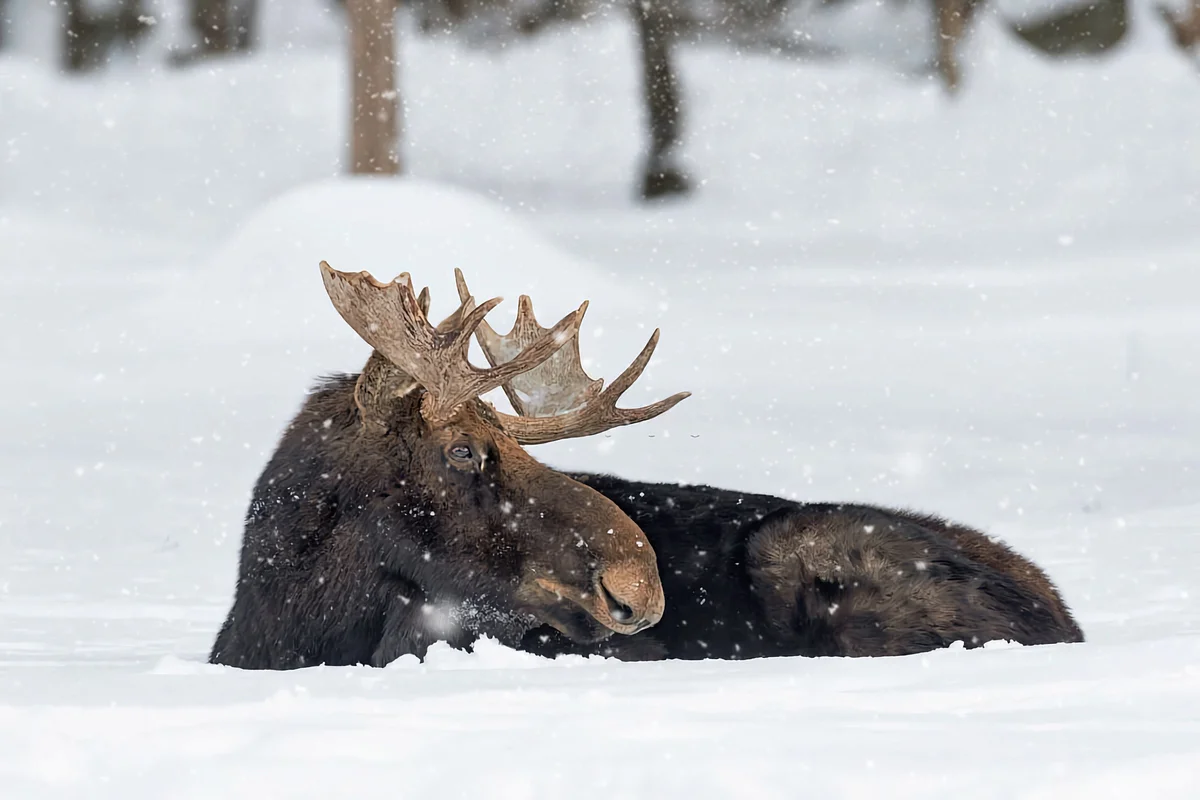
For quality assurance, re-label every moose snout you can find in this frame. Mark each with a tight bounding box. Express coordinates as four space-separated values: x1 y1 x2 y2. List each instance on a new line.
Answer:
524 472 666 638
594 560 665 634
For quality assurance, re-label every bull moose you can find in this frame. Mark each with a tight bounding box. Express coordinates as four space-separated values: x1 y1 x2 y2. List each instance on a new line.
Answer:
208 264 1083 669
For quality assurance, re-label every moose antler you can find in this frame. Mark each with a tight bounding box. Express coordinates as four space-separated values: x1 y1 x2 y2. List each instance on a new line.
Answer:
320 261 585 426
455 269 690 445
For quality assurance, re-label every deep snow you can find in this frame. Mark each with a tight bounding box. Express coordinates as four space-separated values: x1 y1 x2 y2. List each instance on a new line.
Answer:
2 0 1200 796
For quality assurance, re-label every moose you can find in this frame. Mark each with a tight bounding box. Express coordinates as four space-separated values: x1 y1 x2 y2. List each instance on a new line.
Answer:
209 264 687 668
450 271 1083 660
209 264 1083 669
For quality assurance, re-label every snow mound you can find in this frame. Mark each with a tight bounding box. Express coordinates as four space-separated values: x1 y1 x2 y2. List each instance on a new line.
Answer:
151 655 228 676
385 636 602 671
144 177 646 349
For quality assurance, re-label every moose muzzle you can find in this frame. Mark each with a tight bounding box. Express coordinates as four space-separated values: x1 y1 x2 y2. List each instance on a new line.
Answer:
534 552 665 637
534 560 665 637
540 477 665 638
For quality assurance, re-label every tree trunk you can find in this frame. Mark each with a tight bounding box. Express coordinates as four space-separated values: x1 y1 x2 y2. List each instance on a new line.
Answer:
347 0 400 175
1010 0 1127 56
632 2 689 198
63 0 149 73
1158 0 1200 50
193 0 233 52
189 0 257 55
64 0 94 71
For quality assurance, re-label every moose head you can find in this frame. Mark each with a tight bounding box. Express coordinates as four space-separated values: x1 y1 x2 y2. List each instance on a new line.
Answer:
316 261 688 651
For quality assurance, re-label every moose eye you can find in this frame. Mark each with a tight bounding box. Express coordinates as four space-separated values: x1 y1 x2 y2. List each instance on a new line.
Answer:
448 444 473 463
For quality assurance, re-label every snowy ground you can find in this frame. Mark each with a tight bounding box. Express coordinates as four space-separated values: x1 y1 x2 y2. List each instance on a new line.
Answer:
2 1 1200 796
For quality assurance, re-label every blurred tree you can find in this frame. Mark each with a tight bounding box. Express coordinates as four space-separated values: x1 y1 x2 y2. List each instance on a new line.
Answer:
0 0 8 50
347 0 400 174
1158 0 1200 50
171 0 258 65
933 0 984 93
817 0 1129 92
325 0 1161 194
1009 0 1127 57
63 0 152 72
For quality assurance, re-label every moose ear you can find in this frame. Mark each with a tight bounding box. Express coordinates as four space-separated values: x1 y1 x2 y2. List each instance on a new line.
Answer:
354 350 420 430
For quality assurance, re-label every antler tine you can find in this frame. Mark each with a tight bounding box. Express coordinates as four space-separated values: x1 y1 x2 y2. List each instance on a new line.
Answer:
418 281 584 422
453 268 502 356
320 260 584 426
602 328 663 401
491 328 691 445
587 328 692 426
455 268 601 416
321 261 417 339
453 268 690 445
455 293 586 393
454 268 550 360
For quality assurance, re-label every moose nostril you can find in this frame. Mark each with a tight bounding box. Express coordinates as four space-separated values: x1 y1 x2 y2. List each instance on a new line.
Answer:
609 600 634 623
600 582 635 623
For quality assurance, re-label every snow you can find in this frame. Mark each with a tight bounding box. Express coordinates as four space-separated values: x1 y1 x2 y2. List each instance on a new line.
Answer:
2 1 1200 796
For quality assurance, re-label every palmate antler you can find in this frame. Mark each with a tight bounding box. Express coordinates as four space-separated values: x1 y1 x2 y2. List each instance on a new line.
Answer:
320 261 688 441
454 269 690 445
320 261 585 426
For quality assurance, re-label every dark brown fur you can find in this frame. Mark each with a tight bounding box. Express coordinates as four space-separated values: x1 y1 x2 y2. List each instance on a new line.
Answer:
209 371 665 669
519 475 1083 661
213 373 1083 668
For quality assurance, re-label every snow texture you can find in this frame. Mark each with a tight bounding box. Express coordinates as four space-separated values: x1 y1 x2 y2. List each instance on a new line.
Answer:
1 0 1199 797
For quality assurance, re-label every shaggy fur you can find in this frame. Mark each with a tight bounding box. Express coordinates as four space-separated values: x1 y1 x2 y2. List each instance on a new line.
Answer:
212 373 1083 669
209 373 665 669
518 475 1084 660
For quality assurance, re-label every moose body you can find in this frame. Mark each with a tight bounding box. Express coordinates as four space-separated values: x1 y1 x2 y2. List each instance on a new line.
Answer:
522 474 1084 661
211 374 1083 670
210 264 1083 670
